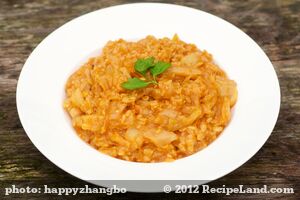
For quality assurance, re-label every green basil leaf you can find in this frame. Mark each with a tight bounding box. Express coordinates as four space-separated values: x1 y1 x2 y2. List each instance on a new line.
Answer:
134 57 155 76
150 61 171 78
121 78 151 90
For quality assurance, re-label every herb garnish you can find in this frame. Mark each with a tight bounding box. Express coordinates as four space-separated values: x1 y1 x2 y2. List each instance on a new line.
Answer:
121 57 171 90
150 61 171 81
134 57 155 76
121 78 153 90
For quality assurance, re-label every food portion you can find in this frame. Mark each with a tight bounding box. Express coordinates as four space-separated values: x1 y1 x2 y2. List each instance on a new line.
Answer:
64 35 238 162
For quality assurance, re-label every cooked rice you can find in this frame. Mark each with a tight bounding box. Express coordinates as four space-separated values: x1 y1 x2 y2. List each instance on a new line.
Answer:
64 35 237 162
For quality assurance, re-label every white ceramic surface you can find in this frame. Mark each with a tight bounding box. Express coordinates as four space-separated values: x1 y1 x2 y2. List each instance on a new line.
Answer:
17 3 280 192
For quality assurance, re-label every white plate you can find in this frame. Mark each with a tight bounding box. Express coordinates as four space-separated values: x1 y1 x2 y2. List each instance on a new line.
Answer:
17 3 280 192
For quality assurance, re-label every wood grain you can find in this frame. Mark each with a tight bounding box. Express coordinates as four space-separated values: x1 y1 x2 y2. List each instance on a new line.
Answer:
0 0 299 199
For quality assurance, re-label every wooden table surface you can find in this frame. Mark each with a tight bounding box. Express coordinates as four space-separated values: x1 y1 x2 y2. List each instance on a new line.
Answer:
0 0 299 199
